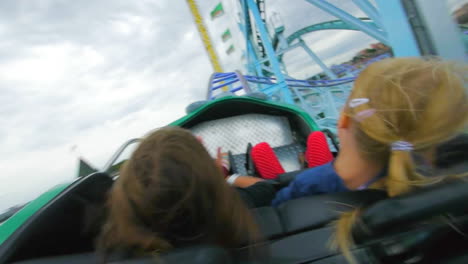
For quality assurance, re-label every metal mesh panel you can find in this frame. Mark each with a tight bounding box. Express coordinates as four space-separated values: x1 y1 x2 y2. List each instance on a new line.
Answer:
274 143 306 172
191 114 294 157
189 113 336 175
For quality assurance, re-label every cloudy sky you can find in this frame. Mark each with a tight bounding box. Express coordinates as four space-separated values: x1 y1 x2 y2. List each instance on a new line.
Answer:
0 0 466 212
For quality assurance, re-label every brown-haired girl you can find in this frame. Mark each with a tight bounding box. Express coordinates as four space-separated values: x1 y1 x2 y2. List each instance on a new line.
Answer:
97 127 259 260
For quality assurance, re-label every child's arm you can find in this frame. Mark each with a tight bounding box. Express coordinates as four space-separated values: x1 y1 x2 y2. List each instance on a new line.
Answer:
229 175 264 188
271 163 343 206
271 172 316 206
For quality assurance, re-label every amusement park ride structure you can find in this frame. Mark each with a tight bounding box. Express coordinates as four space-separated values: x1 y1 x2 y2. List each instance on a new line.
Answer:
186 0 466 133
1 3 467 261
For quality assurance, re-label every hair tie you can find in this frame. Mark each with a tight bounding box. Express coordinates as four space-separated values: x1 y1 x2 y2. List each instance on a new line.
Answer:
391 141 413 152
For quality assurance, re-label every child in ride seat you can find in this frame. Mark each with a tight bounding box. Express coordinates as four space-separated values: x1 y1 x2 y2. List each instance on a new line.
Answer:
227 57 467 218
97 127 260 259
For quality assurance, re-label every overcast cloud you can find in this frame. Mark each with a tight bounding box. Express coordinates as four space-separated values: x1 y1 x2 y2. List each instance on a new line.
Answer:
0 0 466 212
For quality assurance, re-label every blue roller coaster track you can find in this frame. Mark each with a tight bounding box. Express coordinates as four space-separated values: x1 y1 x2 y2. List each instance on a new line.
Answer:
205 0 466 134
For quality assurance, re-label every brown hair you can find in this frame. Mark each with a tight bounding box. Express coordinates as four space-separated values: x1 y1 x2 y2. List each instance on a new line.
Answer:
97 126 259 258
333 58 468 262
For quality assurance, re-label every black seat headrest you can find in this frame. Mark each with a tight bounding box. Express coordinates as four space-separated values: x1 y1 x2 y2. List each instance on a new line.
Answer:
436 133 468 169
12 245 232 264
355 179 468 240
276 190 387 234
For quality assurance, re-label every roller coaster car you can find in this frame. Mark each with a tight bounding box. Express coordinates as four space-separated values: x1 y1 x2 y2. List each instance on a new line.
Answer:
0 97 467 264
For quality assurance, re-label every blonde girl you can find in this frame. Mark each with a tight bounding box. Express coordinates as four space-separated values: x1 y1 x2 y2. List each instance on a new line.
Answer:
333 57 467 262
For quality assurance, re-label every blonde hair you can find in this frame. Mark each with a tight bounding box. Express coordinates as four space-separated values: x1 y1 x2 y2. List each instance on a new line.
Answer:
334 57 468 262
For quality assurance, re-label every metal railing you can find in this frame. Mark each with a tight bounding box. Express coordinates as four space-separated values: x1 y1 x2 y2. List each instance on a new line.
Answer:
102 138 141 174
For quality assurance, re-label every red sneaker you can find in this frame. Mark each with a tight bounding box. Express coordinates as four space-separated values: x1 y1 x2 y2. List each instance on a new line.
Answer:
305 131 334 168
251 142 285 179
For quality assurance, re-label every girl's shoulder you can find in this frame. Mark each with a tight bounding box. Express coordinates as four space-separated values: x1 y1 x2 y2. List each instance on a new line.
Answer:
295 162 337 183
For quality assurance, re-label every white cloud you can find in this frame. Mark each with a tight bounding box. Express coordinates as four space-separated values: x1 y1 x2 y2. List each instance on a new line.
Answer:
0 0 214 212
281 30 375 79
0 0 422 212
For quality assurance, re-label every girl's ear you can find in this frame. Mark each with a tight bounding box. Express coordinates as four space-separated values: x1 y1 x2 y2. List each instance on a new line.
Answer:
338 113 351 129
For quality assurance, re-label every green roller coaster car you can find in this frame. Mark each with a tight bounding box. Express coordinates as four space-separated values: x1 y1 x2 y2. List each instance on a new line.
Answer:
1 96 467 264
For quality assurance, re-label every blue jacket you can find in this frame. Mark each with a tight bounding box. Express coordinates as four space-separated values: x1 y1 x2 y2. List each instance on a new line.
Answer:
271 162 348 206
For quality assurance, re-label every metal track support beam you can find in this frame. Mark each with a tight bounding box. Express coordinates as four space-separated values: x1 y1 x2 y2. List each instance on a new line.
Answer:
374 0 420 57
304 0 388 44
246 0 294 104
351 0 384 29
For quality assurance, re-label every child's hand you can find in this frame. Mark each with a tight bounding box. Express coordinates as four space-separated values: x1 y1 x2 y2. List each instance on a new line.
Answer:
215 147 223 168
216 147 230 178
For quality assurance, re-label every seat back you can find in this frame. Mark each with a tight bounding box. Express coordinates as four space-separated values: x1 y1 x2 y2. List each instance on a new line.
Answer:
355 179 468 240
0 173 113 263
352 179 468 263
230 190 388 263
248 181 468 263
12 245 233 264
250 189 387 241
